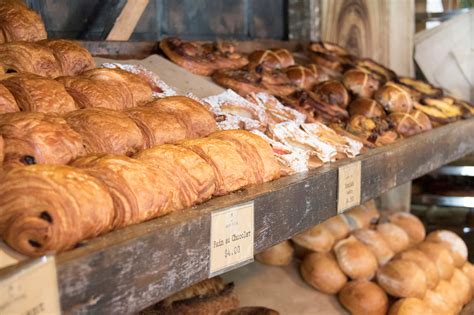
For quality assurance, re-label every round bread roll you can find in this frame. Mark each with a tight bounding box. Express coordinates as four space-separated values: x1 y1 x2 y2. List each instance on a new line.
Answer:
423 289 454 315
344 203 380 229
321 215 351 241
388 212 425 245
425 230 468 267
376 223 410 254
338 280 388 315
450 268 472 306
376 259 427 298
388 298 433 315
255 240 294 266
292 224 335 252
352 228 394 266
434 280 461 314
348 98 386 118
395 249 439 289
334 235 378 280
418 241 455 280
461 261 474 291
300 252 347 294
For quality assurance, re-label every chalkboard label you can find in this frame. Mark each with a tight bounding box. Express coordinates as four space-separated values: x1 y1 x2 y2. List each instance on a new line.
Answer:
338 161 362 213
0 256 61 315
210 201 254 276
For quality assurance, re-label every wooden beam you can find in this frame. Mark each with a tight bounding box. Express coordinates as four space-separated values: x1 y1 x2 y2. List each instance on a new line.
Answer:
288 0 320 41
106 0 149 41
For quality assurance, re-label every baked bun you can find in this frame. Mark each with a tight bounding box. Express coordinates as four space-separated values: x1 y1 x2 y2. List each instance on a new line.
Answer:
450 268 472 306
255 240 293 266
425 230 468 267
461 261 474 291
395 249 439 290
334 235 378 280
376 259 427 298
308 41 352 73
375 82 413 113
434 280 461 314
352 229 394 266
247 49 294 72
423 289 454 315
338 280 388 315
285 65 320 90
292 224 335 252
344 203 380 229
313 80 350 109
388 298 433 315
348 98 386 118
343 68 380 98
388 212 426 245
300 252 347 294
355 59 396 82
321 215 351 241
389 110 432 138
417 241 455 280
376 223 410 254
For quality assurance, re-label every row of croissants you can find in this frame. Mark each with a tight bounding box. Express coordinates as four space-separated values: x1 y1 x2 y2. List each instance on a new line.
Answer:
255 202 473 315
0 129 280 257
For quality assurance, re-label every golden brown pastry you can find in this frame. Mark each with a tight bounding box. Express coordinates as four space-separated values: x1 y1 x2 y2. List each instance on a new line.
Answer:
72 154 176 228
338 280 388 315
376 222 410 254
389 110 432 138
0 42 61 77
398 77 442 99
247 49 295 72
376 259 427 298
160 37 248 76
313 80 350 109
0 112 85 168
308 41 353 73
334 235 378 280
209 130 280 184
355 59 396 82
300 252 348 294
389 298 433 315
148 96 217 138
343 68 381 98
348 98 386 118
2 73 76 113
433 280 462 314
65 107 144 156
375 82 413 113
417 241 455 280
292 224 335 253
423 289 454 315
450 268 472 306
344 202 380 229
212 69 268 96
285 65 325 90
180 138 250 196
396 249 439 290
39 39 95 76
425 230 468 268
290 90 349 123
352 229 394 266
255 240 294 266
125 107 188 148
134 144 216 208
0 82 18 112
321 215 351 241
388 212 426 245
0 164 115 256
461 261 474 291
0 1 47 43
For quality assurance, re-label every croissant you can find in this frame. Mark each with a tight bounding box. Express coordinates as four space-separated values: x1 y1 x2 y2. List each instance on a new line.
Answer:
125 107 187 148
65 107 144 155
135 144 216 208
0 82 18 112
39 39 95 76
180 138 250 196
348 98 386 118
71 154 176 228
313 80 350 109
2 74 76 113
0 42 61 77
343 68 381 98
0 112 85 168
0 164 115 256
209 130 280 184
0 1 47 43
375 82 414 113
389 110 432 137
147 96 216 138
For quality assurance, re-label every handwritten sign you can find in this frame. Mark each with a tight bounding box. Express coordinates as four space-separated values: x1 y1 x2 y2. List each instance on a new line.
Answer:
0 256 61 315
210 201 254 276
0 241 26 269
337 161 362 213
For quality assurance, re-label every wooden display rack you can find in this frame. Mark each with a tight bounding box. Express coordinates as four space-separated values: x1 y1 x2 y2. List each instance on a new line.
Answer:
1 41 474 314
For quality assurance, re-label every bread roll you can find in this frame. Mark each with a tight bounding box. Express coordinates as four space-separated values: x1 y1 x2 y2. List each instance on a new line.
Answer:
255 240 293 266
426 230 468 267
423 289 454 315
344 203 380 229
418 241 455 280
461 261 474 291
352 228 394 266
338 280 388 315
300 252 347 294
313 80 350 109
348 98 385 118
388 298 433 315
396 249 439 289
388 212 425 245
389 110 432 138
334 235 378 280
434 280 461 314
376 259 427 298
376 223 410 253
343 68 381 98
321 215 351 241
450 268 472 306
291 224 335 252
375 82 413 113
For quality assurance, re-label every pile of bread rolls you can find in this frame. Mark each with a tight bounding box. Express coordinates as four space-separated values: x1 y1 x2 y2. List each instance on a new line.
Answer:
256 201 473 314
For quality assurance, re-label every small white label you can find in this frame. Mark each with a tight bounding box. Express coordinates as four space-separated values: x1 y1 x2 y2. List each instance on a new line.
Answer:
0 241 26 269
210 201 254 276
0 256 61 315
338 161 362 213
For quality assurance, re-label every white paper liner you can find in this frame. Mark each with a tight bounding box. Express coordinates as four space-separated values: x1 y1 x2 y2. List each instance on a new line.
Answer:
248 92 306 126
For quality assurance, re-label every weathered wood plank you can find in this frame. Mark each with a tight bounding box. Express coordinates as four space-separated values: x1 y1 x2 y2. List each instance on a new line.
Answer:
106 0 150 41
288 0 321 41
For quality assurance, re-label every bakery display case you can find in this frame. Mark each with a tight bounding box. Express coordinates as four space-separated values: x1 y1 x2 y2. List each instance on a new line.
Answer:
0 0 473 314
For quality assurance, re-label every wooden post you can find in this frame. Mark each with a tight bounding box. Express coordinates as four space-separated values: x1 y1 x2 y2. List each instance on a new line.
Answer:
106 0 150 41
288 0 321 40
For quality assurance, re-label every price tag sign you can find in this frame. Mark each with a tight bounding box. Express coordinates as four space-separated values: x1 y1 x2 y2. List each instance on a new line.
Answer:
0 241 26 269
337 161 362 213
0 256 61 315
210 201 254 276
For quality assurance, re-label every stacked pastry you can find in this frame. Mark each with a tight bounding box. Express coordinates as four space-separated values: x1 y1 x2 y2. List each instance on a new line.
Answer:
256 202 473 314
0 129 281 256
